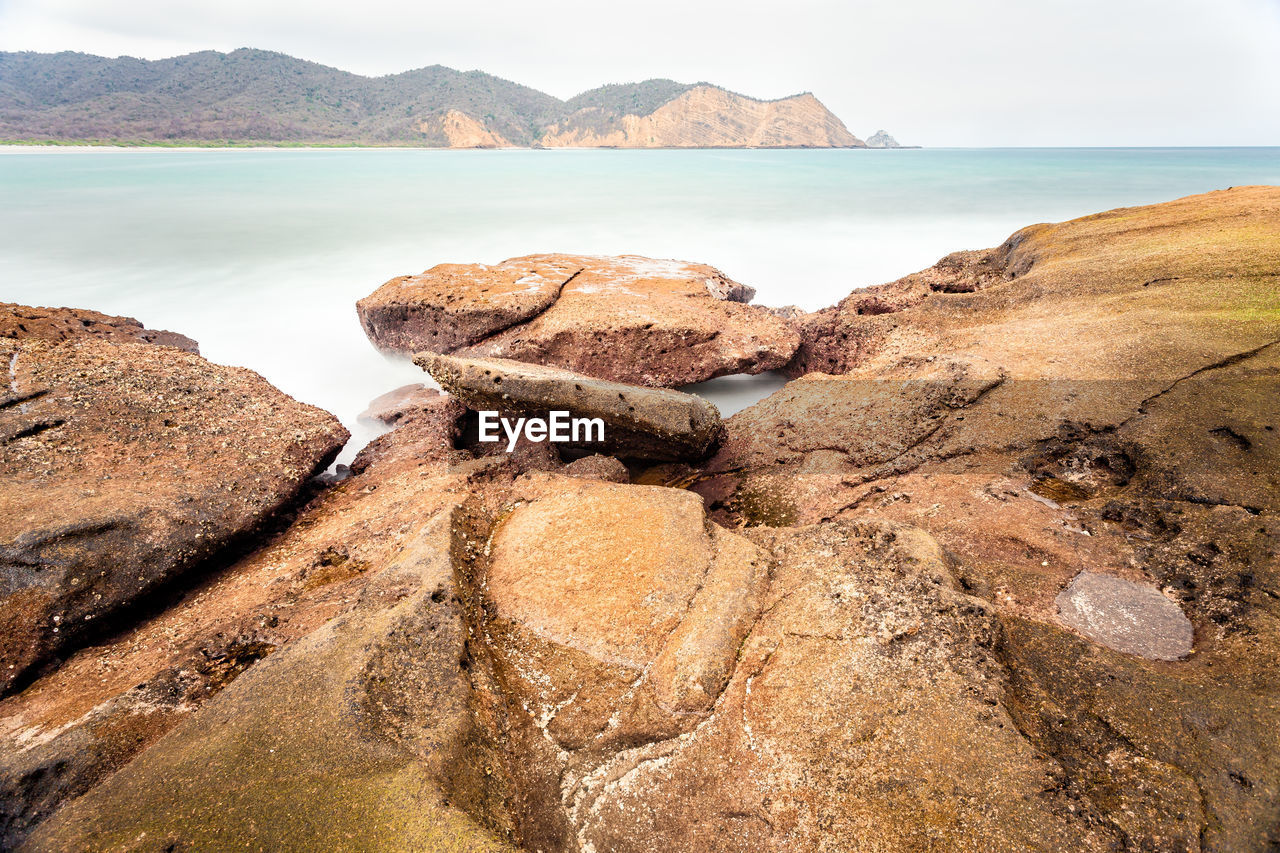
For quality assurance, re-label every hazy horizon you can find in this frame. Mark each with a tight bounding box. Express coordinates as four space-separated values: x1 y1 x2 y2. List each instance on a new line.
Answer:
1 0 1277 147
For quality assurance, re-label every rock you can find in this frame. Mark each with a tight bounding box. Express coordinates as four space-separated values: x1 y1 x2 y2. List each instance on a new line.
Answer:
0 316 348 695
789 186 1279 380
22 510 518 853
0 392 481 847
357 382 450 426
865 129 904 148
357 255 581 354
1055 572 1194 661
350 392 467 472
18 475 1125 850
482 481 768 748
468 481 1114 850
10 189 1280 851
561 454 630 483
687 187 1280 850
0 302 198 352
708 354 1005 475
417 353 725 461
359 254 798 386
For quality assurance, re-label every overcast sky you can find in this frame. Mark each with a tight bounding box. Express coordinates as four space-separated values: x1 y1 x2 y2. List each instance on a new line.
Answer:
1 0 1277 146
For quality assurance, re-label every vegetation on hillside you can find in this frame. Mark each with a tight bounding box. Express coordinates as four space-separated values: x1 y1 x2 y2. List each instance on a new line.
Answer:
0 49 858 147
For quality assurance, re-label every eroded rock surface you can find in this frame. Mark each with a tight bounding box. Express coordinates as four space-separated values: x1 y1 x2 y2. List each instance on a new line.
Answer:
0 318 348 696
0 302 198 352
19 476 1125 852
1 387 474 847
418 353 725 461
686 187 1280 851
23 511 519 853
7 188 1280 851
467 483 1115 851
359 254 798 386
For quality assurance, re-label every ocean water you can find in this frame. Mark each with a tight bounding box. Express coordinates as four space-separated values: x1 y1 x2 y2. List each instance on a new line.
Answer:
2 146 1278 463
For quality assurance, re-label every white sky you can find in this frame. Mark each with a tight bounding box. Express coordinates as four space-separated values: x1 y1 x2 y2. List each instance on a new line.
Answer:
1 0 1277 146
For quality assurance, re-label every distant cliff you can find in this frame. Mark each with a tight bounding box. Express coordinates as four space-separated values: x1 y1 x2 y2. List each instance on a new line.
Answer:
541 85 862 148
0 49 884 149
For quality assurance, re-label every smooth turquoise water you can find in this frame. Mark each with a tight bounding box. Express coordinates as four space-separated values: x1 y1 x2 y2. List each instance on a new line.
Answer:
3 147 1278 461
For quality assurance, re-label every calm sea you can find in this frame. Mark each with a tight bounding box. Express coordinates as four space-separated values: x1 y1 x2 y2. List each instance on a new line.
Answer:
3 146 1278 462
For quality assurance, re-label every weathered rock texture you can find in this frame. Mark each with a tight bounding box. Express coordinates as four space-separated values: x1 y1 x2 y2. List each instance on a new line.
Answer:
540 86 864 148
20 475 1120 852
21 510 521 852
0 302 198 351
688 187 1280 851
0 388 476 847
7 188 1280 852
0 311 347 696
358 254 798 386
417 353 724 461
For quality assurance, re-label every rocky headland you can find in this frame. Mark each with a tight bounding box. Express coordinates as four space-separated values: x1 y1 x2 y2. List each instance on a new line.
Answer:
0 50 881 149
2 186 1278 851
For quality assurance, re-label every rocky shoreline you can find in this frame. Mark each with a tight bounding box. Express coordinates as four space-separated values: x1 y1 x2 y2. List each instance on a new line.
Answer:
2 186 1278 851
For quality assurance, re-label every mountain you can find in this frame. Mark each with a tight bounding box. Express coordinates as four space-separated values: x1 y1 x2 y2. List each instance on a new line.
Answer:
542 86 862 148
0 49 876 148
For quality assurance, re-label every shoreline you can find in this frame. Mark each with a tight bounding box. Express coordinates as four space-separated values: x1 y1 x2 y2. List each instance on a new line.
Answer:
0 142 908 152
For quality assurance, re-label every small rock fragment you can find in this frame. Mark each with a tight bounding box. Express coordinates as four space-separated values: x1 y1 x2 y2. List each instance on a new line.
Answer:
1056 571 1194 661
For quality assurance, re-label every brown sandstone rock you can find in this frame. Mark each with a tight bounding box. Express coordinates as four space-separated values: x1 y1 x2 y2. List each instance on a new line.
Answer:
10 189 1280 852
789 186 1280 380
417 352 725 461
0 387 476 847
358 382 452 426
560 454 630 483
0 318 348 696
462 481 1117 851
359 254 798 386
688 187 1280 850
22 510 519 852
0 303 198 352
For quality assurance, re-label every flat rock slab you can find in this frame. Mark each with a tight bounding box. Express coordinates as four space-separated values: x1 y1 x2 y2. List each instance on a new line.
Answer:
416 352 724 461
359 254 798 387
1056 571 1194 661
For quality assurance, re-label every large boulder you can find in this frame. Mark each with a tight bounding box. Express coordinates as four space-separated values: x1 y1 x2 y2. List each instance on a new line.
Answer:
417 352 725 461
0 311 348 695
358 254 798 386
788 186 1280 380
